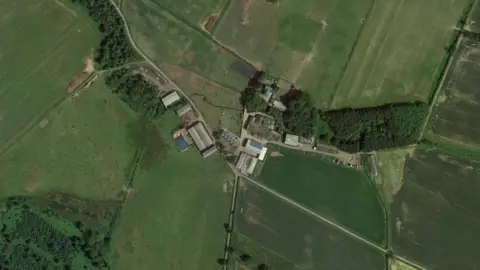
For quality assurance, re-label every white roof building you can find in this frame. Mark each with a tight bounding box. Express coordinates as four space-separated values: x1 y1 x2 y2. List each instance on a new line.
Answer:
258 147 268 161
284 133 300 146
235 152 258 175
161 91 180 107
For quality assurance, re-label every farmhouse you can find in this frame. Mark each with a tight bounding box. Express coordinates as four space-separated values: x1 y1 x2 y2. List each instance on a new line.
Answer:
284 133 299 146
161 91 180 107
235 152 258 175
187 122 214 152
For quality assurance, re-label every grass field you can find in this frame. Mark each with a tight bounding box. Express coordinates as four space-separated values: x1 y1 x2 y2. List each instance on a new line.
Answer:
111 111 233 270
256 147 386 244
236 179 386 269
0 78 137 200
230 233 297 270
332 0 469 108
428 38 480 147
392 147 480 269
0 0 100 151
376 148 413 203
160 63 243 134
151 0 227 29
214 0 372 108
122 0 253 92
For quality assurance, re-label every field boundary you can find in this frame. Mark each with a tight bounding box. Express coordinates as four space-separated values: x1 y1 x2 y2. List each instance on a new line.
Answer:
210 0 233 36
0 71 99 157
242 175 387 254
419 0 477 140
327 0 377 107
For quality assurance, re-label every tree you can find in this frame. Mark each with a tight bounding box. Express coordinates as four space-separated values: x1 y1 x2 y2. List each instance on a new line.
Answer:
240 88 268 113
239 253 252 262
282 91 319 138
257 263 270 270
217 258 227 265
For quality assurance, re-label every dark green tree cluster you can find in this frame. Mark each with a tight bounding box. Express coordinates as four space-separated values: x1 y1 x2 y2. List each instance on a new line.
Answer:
106 68 166 118
71 0 136 69
321 102 428 152
0 198 111 270
282 91 319 138
240 88 269 113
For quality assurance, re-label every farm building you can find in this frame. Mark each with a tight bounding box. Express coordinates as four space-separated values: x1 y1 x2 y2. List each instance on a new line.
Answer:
235 152 258 175
272 100 286 112
244 139 268 161
176 103 192 116
187 122 214 152
201 145 218 158
174 134 190 152
284 133 299 146
161 91 180 107
261 86 275 102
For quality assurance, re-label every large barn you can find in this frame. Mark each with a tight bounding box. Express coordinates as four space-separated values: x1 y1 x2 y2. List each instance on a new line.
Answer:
187 122 214 152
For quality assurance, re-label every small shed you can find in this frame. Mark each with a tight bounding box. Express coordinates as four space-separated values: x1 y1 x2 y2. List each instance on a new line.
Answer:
174 135 189 152
284 133 300 146
161 91 180 107
176 103 192 117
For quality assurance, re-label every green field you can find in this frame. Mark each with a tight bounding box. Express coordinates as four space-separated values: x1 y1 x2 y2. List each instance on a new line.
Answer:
428 38 480 147
256 147 386 245
392 147 480 269
230 233 297 270
0 78 137 200
151 0 227 28
214 0 372 108
111 112 233 270
122 0 253 92
0 0 100 151
236 180 386 269
333 0 469 108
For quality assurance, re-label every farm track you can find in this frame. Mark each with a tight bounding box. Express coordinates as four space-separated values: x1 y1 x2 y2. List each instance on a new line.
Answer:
418 0 478 140
241 174 386 253
0 72 97 157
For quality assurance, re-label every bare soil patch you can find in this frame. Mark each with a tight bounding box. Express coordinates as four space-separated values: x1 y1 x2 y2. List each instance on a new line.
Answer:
66 57 95 93
241 0 252 25
270 151 283 157
203 15 218 31
38 118 49 129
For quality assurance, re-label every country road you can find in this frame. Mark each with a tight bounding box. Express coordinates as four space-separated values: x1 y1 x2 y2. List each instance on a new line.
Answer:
109 0 214 135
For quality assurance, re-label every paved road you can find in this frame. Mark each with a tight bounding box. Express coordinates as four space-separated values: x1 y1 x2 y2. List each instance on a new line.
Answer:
222 176 239 270
109 0 213 135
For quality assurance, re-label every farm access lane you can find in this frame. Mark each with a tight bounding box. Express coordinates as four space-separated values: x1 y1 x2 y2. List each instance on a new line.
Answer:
109 0 214 136
418 0 479 140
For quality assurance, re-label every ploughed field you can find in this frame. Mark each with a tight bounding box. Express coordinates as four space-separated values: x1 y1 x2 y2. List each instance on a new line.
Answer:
392 147 480 269
429 38 480 147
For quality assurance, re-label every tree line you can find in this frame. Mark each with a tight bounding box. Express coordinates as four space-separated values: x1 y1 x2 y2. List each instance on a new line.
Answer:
242 88 428 152
71 0 137 69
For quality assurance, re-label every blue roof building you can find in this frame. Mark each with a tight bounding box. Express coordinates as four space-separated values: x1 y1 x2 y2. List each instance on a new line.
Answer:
175 135 189 152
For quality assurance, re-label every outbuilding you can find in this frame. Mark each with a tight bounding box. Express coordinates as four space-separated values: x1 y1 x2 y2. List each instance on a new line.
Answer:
284 133 300 146
161 91 180 107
